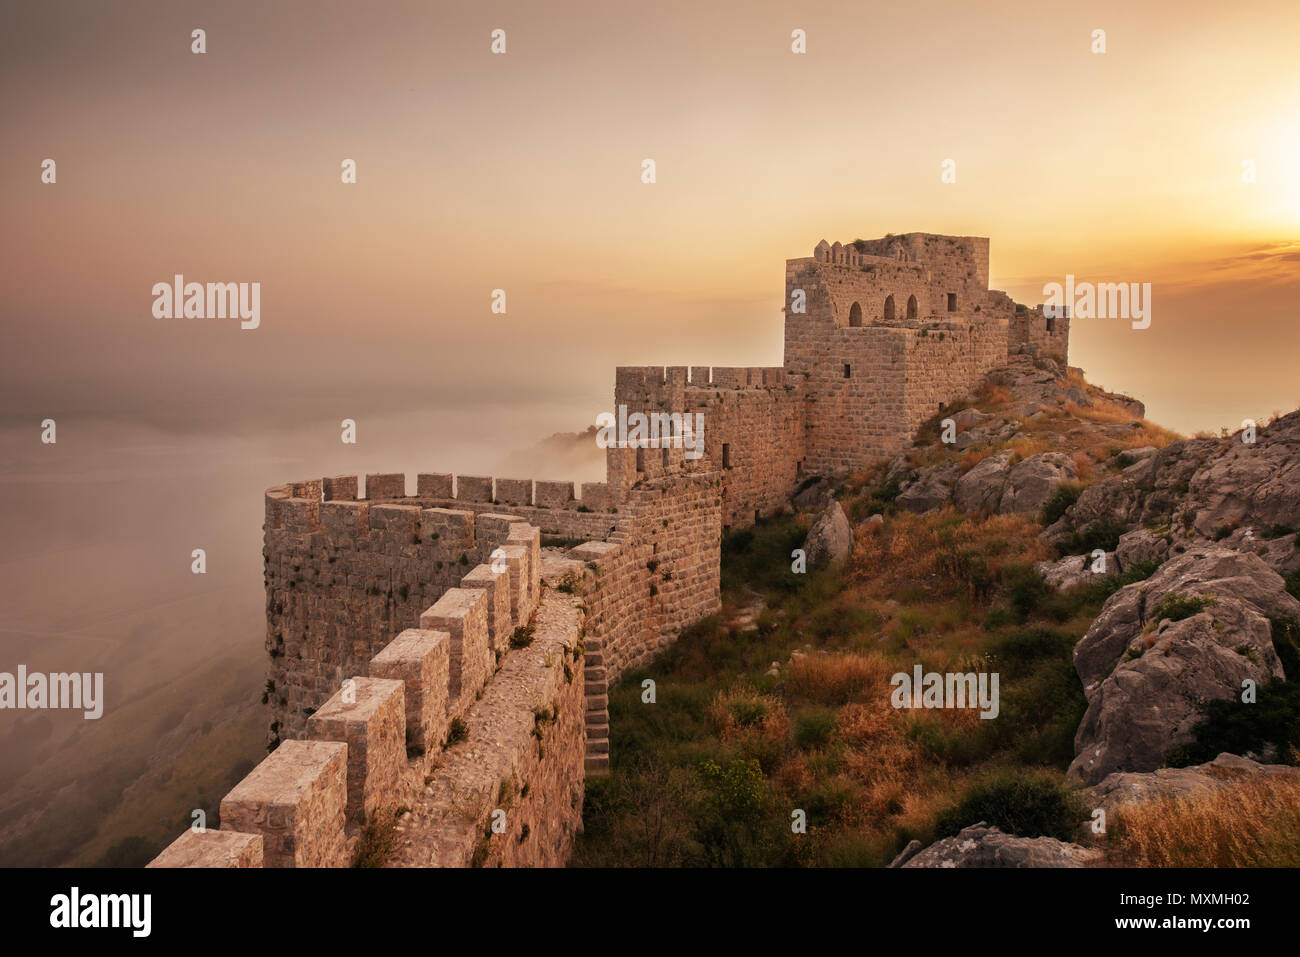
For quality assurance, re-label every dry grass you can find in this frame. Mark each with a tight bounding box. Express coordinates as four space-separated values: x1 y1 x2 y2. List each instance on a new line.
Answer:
1106 774 1300 867
708 685 790 743
783 651 893 707
1004 436 1053 461
852 508 1050 599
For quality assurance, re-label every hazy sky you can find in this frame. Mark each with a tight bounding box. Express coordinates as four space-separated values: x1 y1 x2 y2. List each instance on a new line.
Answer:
1 0 1298 866
2 0 1299 439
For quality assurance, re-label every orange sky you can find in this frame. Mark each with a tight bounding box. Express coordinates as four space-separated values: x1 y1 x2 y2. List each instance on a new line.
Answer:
2 0 1298 438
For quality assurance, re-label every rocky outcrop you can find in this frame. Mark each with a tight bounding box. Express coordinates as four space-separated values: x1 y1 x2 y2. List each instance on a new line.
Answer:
1068 547 1298 784
792 477 836 512
953 451 1076 515
1114 528 1170 571
901 823 1100 868
803 501 852 567
999 453 1078 515
1085 752 1300 813
1048 409 1300 577
1034 552 1116 590
896 462 960 513
954 451 1015 511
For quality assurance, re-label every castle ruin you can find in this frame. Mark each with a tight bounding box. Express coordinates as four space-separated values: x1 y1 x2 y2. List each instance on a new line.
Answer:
149 233 1068 868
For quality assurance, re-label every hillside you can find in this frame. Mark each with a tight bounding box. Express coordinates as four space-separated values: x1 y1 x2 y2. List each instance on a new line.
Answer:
571 355 1300 867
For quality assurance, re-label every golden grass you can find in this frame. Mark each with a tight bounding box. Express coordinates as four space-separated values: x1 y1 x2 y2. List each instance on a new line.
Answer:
1004 436 1053 460
708 685 790 743
1106 773 1300 867
783 651 893 706
851 508 1050 599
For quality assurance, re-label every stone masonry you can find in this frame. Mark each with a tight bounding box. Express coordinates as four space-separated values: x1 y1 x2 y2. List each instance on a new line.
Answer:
149 232 1067 868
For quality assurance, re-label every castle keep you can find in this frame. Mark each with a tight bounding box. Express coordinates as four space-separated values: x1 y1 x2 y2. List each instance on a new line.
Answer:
150 233 1067 868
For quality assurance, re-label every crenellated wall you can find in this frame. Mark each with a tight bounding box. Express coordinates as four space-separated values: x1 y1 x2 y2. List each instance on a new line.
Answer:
152 511 593 868
149 229 1067 869
263 481 537 743
614 365 805 528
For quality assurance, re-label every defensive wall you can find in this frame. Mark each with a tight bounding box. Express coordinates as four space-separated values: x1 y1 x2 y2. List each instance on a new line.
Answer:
149 231 1065 867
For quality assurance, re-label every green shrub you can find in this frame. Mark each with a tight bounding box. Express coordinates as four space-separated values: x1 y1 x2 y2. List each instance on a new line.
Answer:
1002 565 1051 622
720 516 809 598
1041 482 1082 525
1064 517 1126 555
1268 617 1300 682
1151 592 1215 623
793 708 837 749
1167 681 1300 767
934 769 1084 841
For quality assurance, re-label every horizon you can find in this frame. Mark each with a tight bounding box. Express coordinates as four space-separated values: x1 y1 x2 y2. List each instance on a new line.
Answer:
3 0 1299 442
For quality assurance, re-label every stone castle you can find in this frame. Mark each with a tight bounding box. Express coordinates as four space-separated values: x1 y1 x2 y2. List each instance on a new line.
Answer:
149 232 1068 868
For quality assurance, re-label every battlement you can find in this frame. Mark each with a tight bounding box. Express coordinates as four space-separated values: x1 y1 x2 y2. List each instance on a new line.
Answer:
151 229 1065 869
152 513 577 869
615 365 788 390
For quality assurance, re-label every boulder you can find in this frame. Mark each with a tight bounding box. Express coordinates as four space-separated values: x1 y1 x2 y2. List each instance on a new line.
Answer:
999 452 1078 515
882 455 912 490
803 501 852 568
1085 753 1300 814
792 477 835 512
1068 547 1298 784
902 824 1101 868
1034 552 1115 590
951 408 990 430
1114 528 1170 572
953 451 1015 512
896 463 960 513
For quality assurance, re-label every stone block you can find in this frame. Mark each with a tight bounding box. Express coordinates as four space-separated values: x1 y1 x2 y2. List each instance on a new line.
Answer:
147 829 263 868
308 677 406 824
219 740 348 868
369 628 451 755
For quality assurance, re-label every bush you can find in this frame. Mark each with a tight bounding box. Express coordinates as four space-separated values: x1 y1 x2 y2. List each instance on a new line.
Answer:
934 769 1084 841
720 516 810 598
793 708 837 749
1270 616 1300 679
1167 681 1300 767
1002 565 1051 622
1151 592 1215 623
1064 517 1126 555
1041 482 1082 525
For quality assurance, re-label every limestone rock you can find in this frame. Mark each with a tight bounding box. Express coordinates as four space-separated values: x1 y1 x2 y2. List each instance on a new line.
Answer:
998 452 1078 515
792 477 835 512
1048 410 1300 577
896 462 960 513
951 407 990 430
1085 753 1300 814
902 823 1100 868
953 452 1015 512
803 501 852 567
887 839 924 868
1068 547 1298 784
1114 528 1170 572
1034 553 1113 591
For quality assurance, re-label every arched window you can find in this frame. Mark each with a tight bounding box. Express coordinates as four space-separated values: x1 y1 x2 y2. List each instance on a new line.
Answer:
883 295 896 321
906 295 918 320
848 301 863 327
